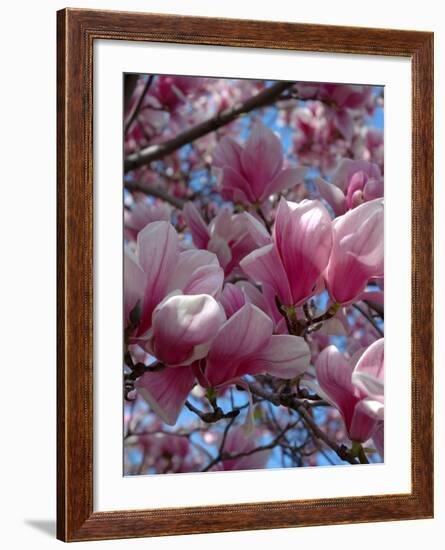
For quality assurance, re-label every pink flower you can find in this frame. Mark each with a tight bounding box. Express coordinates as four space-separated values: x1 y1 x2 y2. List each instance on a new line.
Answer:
136 303 309 426
325 198 384 305
195 303 310 388
315 339 384 443
213 123 306 204
141 293 225 366
315 159 383 216
352 338 385 419
124 221 224 334
318 84 373 141
220 281 287 333
240 198 332 307
183 202 260 275
124 201 171 241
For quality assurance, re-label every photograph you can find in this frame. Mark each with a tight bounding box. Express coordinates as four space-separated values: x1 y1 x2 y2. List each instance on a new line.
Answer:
123 74 385 475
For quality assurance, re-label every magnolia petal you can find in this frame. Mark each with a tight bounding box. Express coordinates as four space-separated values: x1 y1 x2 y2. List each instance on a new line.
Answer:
240 243 293 306
264 167 308 197
220 283 247 318
136 221 179 333
168 249 219 293
151 294 225 366
242 212 272 247
332 159 382 192
212 135 244 172
245 335 310 379
325 199 384 304
241 124 283 191
124 248 145 323
315 345 357 430
207 235 232 269
182 264 224 298
219 165 254 203
135 366 195 425
206 304 273 387
335 110 354 142
273 198 333 306
352 338 384 400
349 399 380 442
314 176 346 216
183 202 210 249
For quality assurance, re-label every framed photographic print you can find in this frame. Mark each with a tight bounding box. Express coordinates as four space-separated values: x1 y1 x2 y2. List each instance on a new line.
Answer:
57 8 434 542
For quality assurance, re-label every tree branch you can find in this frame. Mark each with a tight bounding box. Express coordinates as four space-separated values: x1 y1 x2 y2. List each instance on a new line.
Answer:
124 81 295 172
245 383 359 465
125 179 186 209
124 74 139 116
124 75 154 135
353 303 384 337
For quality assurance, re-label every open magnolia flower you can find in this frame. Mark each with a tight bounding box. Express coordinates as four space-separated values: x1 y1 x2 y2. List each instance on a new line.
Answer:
213 123 307 204
315 158 383 216
241 198 332 307
136 303 310 425
183 202 258 275
315 338 384 443
325 198 384 305
140 293 226 367
124 220 224 335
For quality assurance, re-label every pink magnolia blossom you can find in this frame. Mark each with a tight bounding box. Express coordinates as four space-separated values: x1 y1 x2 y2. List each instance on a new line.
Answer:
315 159 383 215
128 429 192 473
136 303 309 426
325 198 384 305
124 201 171 241
292 101 343 173
315 339 384 443
297 83 372 141
352 338 385 420
141 293 226 366
213 123 307 204
183 202 260 275
220 281 286 333
124 221 224 334
240 198 332 307
152 75 205 112
195 303 310 388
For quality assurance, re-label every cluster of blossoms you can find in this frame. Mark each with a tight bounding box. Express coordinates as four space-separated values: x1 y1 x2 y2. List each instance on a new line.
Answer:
123 76 384 474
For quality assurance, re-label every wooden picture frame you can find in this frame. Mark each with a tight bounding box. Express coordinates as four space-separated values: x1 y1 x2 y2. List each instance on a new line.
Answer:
57 8 434 542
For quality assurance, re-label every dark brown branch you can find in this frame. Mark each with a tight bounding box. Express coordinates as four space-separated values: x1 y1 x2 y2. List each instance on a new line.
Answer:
124 81 295 172
353 303 384 337
124 75 155 135
364 299 384 319
245 383 358 465
125 179 186 209
124 74 139 116
185 400 240 424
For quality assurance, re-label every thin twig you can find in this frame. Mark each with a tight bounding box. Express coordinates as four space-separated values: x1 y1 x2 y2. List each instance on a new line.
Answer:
353 303 384 337
244 383 358 465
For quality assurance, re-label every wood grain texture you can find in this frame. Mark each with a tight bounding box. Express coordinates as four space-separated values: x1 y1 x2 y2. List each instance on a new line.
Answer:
56 8 434 542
